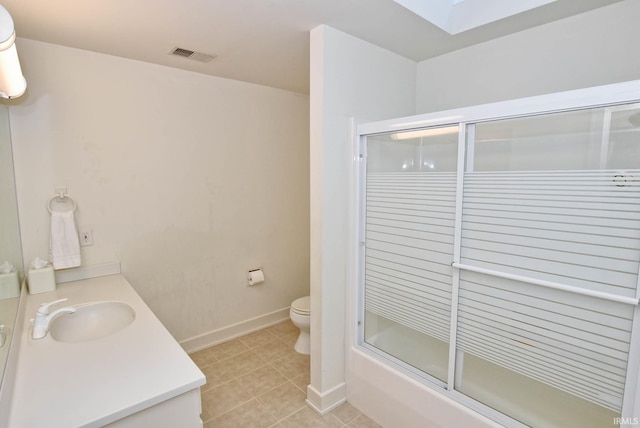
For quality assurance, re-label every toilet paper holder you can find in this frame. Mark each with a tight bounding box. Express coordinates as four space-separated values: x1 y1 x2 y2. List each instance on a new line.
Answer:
247 268 264 286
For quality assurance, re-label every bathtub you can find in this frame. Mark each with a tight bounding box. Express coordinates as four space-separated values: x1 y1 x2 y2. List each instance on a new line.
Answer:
347 316 618 428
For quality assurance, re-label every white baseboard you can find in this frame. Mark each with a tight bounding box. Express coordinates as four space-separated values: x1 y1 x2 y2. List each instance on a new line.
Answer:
306 382 347 415
180 307 290 353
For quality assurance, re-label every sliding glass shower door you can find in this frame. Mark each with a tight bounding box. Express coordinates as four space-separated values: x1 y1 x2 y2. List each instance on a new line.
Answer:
363 125 458 383
358 102 640 427
455 105 640 426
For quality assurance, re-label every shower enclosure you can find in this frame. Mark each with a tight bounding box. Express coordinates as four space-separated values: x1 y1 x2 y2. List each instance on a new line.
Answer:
354 81 640 427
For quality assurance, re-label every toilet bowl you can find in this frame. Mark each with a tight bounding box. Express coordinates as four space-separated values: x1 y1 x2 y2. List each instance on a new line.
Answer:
289 296 310 355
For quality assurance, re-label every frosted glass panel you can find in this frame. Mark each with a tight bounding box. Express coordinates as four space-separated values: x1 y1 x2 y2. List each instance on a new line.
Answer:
460 170 640 297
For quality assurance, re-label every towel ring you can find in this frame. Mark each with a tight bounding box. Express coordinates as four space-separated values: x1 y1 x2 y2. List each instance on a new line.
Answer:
47 193 77 214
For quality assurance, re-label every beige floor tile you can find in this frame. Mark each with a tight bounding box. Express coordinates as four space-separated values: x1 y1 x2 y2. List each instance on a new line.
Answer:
237 364 289 397
265 320 299 338
253 338 298 362
190 348 218 368
196 324 378 427
200 398 214 423
240 329 279 349
256 381 307 420
201 379 252 418
212 399 278 428
200 360 238 391
278 330 301 348
278 406 344 428
208 338 251 361
224 349 270 378
290 370 310 393
330 402 361 424
347 414 383 428
270 352 310 380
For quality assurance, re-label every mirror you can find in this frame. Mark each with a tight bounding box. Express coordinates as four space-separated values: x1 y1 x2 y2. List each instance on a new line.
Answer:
0 102 23 387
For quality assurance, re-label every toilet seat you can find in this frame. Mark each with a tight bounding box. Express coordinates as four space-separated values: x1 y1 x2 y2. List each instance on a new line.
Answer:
291 296 310 316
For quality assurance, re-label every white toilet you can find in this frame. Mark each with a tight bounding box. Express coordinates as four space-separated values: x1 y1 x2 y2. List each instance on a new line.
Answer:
289 296 310 355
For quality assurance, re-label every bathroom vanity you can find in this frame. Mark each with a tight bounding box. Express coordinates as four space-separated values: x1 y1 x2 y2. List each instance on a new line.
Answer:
7 270 205 428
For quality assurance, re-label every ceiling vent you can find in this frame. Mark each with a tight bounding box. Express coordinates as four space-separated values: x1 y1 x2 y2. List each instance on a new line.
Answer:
169 47 217 63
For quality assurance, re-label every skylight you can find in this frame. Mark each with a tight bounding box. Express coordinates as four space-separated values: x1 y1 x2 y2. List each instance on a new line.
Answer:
392 0 558 34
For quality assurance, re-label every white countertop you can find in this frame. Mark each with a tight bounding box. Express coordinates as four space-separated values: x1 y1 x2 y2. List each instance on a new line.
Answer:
8 274 205 428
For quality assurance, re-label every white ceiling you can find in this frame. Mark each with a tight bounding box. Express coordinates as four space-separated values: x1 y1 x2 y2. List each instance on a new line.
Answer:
1 0 622 94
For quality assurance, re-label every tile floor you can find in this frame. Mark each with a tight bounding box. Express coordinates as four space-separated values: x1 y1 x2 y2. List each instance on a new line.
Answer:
189 319 381 428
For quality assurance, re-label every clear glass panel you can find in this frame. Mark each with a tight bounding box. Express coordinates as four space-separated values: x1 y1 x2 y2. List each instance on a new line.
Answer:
472 103 640 171
608 104 640 169
364 312 450 382
457 353 619 427
367 125 458 173
362 126 458 383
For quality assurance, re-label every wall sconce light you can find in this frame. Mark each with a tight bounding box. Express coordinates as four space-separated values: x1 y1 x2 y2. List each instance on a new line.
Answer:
0 5 26 99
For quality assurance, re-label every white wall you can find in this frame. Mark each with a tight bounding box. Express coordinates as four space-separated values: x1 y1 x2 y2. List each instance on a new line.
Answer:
9 39 310 344
308 25 416 413
416 0 640 113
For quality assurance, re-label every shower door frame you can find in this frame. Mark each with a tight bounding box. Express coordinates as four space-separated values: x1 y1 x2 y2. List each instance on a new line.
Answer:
353 79 640 428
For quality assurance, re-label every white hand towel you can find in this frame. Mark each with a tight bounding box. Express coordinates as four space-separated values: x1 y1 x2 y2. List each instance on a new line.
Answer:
49 210 81 269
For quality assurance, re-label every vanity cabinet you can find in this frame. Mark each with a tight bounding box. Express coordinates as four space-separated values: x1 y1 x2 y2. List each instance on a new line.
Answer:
7 270 205 428
106 389 202 428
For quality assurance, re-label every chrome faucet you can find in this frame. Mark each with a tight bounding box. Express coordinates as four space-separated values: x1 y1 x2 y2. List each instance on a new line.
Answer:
32 298 76 340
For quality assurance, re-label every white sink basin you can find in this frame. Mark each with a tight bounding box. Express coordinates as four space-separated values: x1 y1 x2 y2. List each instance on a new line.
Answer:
49 301 136 343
